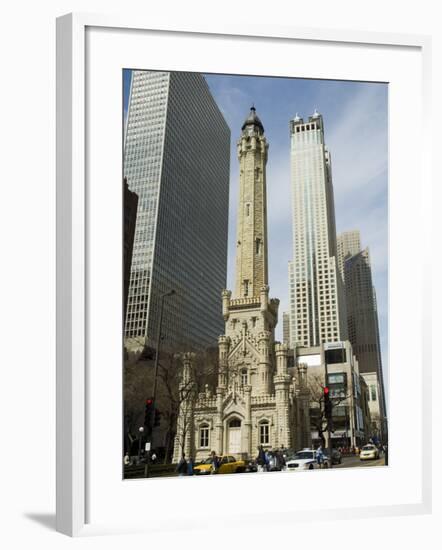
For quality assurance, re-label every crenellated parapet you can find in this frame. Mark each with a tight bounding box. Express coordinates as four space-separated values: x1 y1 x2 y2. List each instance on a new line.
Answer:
251 394 276 406
258 330 271 342
275 342 288 375
195 395 217 409
269 297 280 313
229 296 261 309
221 289 232 321
218 334 231 352
237 131 268 159
217 335 230 389
260 285 270 312
174 352 196 386
258 286 279 328
258 330 271 352
297 362 308 389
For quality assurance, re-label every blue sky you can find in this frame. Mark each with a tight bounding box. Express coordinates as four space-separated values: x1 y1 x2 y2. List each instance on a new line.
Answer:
123 70 388 394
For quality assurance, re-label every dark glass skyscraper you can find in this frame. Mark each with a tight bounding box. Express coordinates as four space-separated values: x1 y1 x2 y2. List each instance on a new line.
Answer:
338 233 387 440
124 71 230 354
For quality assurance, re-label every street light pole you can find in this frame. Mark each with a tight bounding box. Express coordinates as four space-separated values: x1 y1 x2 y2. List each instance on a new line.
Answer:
152 290 176 415
145 289 176 476
323 360 333 469
138 426 144 463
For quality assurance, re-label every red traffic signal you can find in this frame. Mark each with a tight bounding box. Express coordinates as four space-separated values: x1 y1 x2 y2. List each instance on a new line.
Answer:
323 386 332 419
146 398 153 406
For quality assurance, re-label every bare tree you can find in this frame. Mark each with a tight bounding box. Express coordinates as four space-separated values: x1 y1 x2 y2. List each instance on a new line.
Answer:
307 373 350 447
159 348 219 462
123 345 219 463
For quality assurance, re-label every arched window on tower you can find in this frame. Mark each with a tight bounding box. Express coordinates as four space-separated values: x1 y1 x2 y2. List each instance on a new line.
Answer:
259 420 270 445
241 369 248 386
243 280 249 297
256 238 261 255
199 423 210 448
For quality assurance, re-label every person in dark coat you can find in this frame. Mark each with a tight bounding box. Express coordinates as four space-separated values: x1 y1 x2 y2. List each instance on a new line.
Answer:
210 450 220 474
176 454 188 476
256 445 267 472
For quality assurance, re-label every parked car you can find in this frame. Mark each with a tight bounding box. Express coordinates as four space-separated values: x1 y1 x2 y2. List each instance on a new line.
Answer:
286 449 330 471
193 455 246 475
281 448 296 461
359 444 380 461
244 459 258 473
324 448 342 465
266 451 285 471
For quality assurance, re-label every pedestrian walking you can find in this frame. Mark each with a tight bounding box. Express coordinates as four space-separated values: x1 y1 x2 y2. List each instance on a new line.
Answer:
176 454 188 476
277 448 286 471
264 450 271 472
187 456 194 476
383 444 388 465
256 445 266 472
210 450 220 474
316 445 324 468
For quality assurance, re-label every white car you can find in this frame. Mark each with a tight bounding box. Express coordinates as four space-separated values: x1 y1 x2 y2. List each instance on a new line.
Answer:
286 449 330 471
359 444 380 461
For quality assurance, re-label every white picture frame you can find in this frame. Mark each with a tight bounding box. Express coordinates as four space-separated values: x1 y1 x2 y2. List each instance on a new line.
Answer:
56 13 432 537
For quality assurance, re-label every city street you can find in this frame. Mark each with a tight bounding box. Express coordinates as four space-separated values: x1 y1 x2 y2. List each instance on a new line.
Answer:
334 454 386 469
124 453 386 478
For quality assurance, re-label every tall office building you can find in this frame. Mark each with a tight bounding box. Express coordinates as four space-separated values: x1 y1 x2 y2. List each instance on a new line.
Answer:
338 237 383 376
288 111 347 348
337 230 361 282
123 177 138 318
124 70 230 354
339 238 387 438
282 311 290 346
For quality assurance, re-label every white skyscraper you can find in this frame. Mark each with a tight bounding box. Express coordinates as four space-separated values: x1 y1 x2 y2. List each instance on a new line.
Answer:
288 111 347 348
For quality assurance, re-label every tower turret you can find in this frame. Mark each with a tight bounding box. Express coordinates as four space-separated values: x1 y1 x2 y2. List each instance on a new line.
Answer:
235 106 269 298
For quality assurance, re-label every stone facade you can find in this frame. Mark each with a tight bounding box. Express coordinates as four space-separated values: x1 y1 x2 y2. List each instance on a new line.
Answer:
173 321 312 462
234 106 269 299
173 108 311 462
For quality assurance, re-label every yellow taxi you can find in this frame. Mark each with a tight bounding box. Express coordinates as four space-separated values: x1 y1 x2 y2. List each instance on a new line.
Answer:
193 455 246 475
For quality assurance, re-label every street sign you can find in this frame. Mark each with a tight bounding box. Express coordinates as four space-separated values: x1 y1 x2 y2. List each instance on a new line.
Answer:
145 442 151 451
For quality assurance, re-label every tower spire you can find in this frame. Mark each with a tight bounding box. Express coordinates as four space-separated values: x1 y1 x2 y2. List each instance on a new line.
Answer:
235 107 269 298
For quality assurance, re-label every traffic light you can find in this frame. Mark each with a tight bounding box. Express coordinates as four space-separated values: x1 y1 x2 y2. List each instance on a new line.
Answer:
323 386 332 418
144 398 154 433
154 408 161 427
